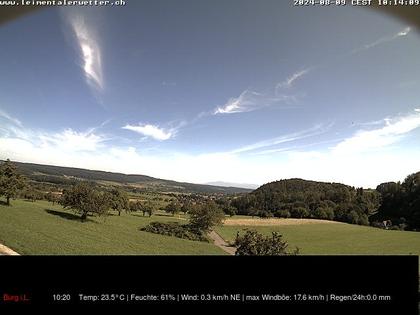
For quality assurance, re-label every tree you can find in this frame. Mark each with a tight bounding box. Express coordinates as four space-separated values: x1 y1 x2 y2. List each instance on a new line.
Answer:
0 159 26 206
144 200 155 217
291 207 309 218
189 200 225 232
46 191 60 205
234 229 299 256
60 182 110 221
109 188 129 216
181 200 193 215
276 209 291 218
165 201 181 216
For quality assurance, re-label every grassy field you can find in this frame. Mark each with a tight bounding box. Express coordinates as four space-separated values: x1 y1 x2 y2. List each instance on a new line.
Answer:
2 199 420 257
0 199 225 255
216 221 420 255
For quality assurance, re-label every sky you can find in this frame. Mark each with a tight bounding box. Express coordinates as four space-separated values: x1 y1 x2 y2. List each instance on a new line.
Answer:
0 1 420 189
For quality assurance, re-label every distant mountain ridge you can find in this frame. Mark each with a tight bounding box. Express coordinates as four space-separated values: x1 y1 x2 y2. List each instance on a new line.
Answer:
205 181 259 189
7 160 252 194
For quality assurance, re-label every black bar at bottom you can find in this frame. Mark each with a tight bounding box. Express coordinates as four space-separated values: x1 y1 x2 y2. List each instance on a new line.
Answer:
0 255 418 313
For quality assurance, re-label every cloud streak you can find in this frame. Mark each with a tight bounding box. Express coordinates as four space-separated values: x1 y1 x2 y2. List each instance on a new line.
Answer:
122 123 175 141
68 14 103 91
213 89 298 115
349 26 411 56
332 109 420 155
230 123 332 154
213 90 263 114
0 109 22 127
276 68 311 90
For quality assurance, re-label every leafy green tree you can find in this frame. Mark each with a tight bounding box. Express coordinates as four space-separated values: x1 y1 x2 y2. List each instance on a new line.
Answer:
144 200 156 217
181 200 193 214
60 182 110 221
291 207 309 218
234 229 299 256
346 210 360 225
276 209 291 218
165 201 181 216
189 200 225 232
109 188 129 216
224 205 237 217
0 159 26 206
46 191 60 205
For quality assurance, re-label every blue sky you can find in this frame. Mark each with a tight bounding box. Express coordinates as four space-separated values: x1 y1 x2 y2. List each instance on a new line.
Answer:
1 1 420 188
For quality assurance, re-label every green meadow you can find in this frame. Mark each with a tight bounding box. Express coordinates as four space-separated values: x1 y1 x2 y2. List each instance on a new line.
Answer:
216 223 420 255
0 199 225 255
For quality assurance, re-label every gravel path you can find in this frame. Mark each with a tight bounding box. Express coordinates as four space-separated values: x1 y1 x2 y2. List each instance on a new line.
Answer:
208 230 236 255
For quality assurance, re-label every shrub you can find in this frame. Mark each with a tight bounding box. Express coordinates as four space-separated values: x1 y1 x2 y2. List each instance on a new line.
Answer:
276 209 291 218
140 222 208 242
234 229 299 256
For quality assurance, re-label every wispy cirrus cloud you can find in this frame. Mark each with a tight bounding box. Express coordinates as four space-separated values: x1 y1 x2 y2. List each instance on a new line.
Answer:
333 108 420 155
349 26 411 56
66 14 103 92
213 90 298 115
122 123 175 141
0 109 22 127
213 90 263 114
230 123 332 154
276 68 311 90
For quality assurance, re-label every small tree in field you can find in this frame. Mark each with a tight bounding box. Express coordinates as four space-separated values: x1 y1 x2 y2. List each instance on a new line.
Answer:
109 188 129 216
189 200 225 232
0 159 26 206
60 182 110 221
144 200 155 217
234 229 299 256
165 201 181 216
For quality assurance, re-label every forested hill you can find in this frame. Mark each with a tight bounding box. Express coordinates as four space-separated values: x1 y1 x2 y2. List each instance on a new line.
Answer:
7 161 251 194
231 178 381 225
371 172 420 230
231 175 420 230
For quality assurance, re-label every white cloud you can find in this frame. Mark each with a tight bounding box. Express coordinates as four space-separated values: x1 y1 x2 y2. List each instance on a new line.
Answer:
68 14 103 91
214 90 263 114
39 129 105 152
0 109 22 127
231 123 332 154
333 109 420 155
213 89 298 115
122 123 174 141
1 111 419 189
276 68 310 90
350 26 411 55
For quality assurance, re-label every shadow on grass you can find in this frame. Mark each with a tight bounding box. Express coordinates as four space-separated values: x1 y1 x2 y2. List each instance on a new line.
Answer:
44 209 95 223
0 200 9 206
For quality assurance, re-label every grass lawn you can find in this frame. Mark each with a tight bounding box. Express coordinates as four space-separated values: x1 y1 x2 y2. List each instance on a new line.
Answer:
216 221 420 255
0 199 225 255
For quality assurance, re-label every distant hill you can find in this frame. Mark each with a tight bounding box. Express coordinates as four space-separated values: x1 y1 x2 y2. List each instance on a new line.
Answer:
231 178 381 225
8 161 251 194
205 181 259 189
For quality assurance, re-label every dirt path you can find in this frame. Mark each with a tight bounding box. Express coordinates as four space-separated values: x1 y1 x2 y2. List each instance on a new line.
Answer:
208 230 236 255
0 243 19 255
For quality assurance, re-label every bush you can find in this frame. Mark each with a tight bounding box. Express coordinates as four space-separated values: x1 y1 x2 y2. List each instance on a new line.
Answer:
140 222 208 242
234 229 299 256
290 207 309 218
276 209 291 218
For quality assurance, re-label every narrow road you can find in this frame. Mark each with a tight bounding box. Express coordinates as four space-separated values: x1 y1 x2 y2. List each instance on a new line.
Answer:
0 243 19 255
208 230 236 255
